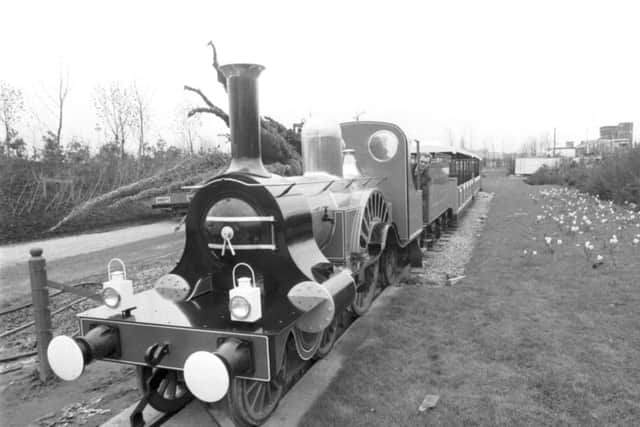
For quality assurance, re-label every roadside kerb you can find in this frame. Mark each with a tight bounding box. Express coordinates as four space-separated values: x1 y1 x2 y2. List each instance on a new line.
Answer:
264 285 401 427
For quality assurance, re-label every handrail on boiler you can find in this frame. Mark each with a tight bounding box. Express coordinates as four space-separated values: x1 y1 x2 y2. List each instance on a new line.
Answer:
182 176 387 197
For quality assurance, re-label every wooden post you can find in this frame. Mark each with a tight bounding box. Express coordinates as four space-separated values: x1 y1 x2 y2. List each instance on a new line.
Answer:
28 248 53 381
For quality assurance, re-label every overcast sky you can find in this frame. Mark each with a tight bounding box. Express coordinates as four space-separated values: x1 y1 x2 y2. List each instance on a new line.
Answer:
2 0 638 153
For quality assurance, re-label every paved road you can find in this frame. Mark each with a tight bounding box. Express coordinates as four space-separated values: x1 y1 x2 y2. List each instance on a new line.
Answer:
0 222 184 306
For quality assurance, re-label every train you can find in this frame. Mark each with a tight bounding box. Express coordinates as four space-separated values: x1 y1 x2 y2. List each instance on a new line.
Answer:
46 63 481 426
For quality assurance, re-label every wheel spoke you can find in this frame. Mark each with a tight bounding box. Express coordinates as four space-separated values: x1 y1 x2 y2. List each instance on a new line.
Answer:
264 382 272 404
176 383 186 399
229 344 288 424
248 382 262 410
254 384 267 412
165 377 177 400
247 380 260 403
157 378 169 396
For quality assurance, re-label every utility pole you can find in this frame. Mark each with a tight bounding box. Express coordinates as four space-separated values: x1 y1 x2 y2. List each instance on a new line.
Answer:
553 127 556 156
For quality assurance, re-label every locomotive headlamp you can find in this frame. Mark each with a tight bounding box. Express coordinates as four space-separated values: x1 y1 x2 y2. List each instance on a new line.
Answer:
102 259 134 310
229 296 251 319
229 263 262 322
101 287 121 308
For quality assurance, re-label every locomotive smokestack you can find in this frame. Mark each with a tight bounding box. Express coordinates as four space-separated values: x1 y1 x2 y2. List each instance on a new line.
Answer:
220 63 270 177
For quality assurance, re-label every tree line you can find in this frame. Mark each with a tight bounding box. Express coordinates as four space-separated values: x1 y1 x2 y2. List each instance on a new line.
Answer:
0 43 303 243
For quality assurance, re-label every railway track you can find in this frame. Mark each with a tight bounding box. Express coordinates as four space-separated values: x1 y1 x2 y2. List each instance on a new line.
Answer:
0 282 101 337
0 249 181 363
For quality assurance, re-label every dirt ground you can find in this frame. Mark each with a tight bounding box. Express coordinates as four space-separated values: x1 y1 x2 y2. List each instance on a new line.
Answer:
1 258 180 426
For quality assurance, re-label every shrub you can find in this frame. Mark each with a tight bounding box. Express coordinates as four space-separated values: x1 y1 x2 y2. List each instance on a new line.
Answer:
579 148 640 205
525 165 565 185
525 147 640 207
0 150 229 243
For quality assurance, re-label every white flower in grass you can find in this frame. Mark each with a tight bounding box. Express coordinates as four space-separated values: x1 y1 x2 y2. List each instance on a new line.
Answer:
557 239 562 245
632 238 639 246
596 254 604 262
532 250 538 256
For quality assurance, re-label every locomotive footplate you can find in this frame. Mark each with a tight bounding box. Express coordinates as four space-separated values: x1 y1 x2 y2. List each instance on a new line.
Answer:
77 288 301 382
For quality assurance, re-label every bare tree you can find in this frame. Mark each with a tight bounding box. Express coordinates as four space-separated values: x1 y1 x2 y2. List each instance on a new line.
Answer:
520 137 538 156
37 67 71 155
0 81 24 153
48 68 71 148
132 83 152 157
175 101 202 154
94 83 135 157
183 42 302 170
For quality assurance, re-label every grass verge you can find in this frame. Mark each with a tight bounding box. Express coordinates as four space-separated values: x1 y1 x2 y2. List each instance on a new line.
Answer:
300 175 640 426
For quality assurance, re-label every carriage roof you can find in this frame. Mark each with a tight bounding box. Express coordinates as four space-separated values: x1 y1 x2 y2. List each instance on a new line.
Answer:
415 143 482 161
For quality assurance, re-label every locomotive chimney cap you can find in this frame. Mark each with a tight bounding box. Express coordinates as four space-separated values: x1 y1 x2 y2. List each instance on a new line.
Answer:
219 63 265 77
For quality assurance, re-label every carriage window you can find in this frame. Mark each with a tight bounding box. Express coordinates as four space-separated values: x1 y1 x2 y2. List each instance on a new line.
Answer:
368 130 398 162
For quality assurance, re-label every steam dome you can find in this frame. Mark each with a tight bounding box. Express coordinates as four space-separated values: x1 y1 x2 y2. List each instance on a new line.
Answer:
301 117 345 177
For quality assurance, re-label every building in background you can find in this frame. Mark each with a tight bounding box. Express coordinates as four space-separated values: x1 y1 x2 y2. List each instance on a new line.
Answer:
547 142 576 158
576 122 634 156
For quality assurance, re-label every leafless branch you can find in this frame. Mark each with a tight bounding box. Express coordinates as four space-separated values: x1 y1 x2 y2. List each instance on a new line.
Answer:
183 86 229 126
187 107 229 125
207 41 227 91
183 85 217 109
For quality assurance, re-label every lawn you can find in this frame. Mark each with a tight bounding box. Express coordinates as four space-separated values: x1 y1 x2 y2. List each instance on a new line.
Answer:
300 174 640 426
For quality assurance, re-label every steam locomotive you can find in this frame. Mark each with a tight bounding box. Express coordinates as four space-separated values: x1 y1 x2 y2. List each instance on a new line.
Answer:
46 63 481 426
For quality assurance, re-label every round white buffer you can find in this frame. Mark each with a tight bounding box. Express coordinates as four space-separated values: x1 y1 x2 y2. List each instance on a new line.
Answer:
47 335 85 381
183 351 230 402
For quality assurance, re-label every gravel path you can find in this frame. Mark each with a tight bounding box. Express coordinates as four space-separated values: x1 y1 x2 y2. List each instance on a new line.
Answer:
414 191 494 286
